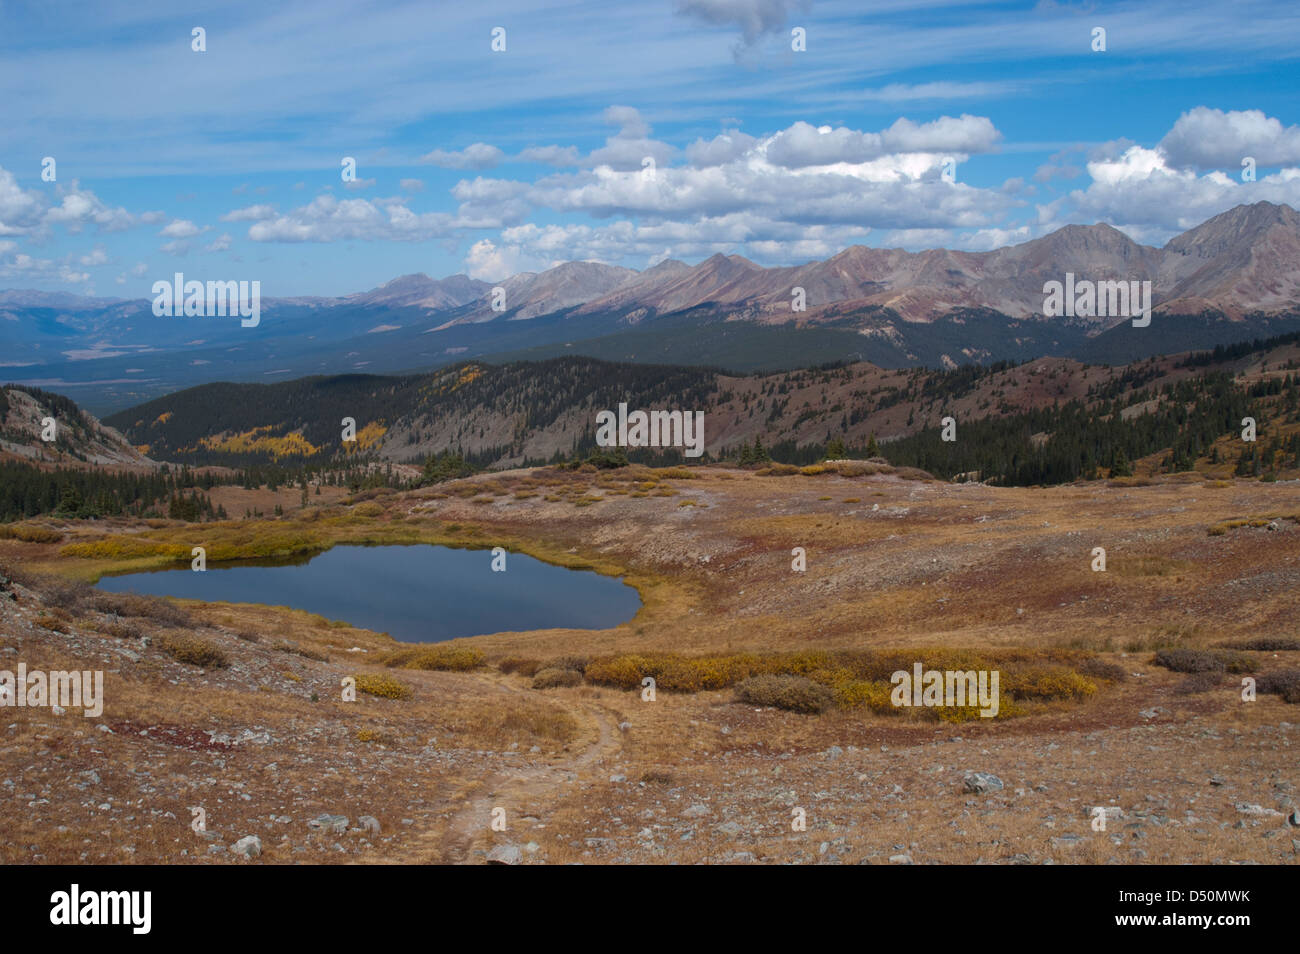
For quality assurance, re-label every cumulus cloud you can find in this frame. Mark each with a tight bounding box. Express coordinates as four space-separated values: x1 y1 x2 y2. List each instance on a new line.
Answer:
204 233 233 252
160 219 203 238
764 116 999 169
420 143 505 169
1063 142 1300 235
1159 107 1300 171
2 167 139 240
0 168 46 235
464 237 554 281
78 247 109 266
587 106 675 171
222 204 277 222
245 194 453 243
686 131 759 167
42 183 134 233
0 251 91 284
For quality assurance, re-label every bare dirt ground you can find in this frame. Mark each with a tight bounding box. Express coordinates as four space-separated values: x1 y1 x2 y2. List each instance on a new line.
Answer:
1 464 1298 864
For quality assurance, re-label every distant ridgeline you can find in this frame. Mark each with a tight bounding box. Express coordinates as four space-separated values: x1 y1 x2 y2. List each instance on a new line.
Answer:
0 331 1279 521
111 340 1300 483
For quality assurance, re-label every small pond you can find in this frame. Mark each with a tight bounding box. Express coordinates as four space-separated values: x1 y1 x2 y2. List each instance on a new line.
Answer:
96 544 641 642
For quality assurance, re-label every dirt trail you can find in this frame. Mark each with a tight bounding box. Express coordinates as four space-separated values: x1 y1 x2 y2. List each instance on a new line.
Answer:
411 677 623 864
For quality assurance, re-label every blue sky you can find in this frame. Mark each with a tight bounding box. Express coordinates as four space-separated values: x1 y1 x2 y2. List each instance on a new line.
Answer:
1 0 1298 298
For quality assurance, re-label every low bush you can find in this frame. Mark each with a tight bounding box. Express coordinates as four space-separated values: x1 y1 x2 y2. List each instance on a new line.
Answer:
380 645 484 671
0 523 63 543
1256 669 1300 703
353 672 412 700
497 656 543 677
735 674 834 713
1175 672 1224 694
1154 648 1255 674
91 591 192 627
98 620 143 640
1221 637 1300 652
1079 658 1127 682
159 632 229 669
532 667 582 689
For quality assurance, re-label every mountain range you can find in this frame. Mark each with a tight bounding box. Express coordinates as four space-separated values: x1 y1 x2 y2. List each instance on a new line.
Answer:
3 202 1299 415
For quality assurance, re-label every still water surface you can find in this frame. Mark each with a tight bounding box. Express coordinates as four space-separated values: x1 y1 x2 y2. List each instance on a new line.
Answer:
96 544 641 642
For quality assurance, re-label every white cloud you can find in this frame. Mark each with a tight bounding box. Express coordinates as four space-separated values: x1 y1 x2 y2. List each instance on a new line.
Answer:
764 116 999 169
78 247 109 265
686 131 759 168
400 178 426 192
160 219 203 238
0 168 45 235
1159 107 1300 171
586 106 675 171
222 204 277 222
0 251 91 284
464 237 549 281
41 182 134 233
205 233 233 252
245 193 453 243
419 143 505 169
1064 142 1300 235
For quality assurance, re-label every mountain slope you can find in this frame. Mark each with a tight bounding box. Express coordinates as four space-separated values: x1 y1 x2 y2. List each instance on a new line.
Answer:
104 330 1300 480
0 384 157 468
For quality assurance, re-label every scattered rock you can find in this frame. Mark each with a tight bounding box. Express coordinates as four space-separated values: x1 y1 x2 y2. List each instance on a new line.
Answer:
308 813 349 833
486 844 522 865
232 835 262 859
963 772 1003 795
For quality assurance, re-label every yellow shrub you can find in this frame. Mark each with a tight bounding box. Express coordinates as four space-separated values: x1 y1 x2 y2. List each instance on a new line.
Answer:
380 645 483 671
0 523 63 543
353 672 412 700
1001 666 1096 700
833 680 893 712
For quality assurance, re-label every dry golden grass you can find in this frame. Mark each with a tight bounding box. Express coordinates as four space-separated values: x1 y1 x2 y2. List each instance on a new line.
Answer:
5 464 1300 865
